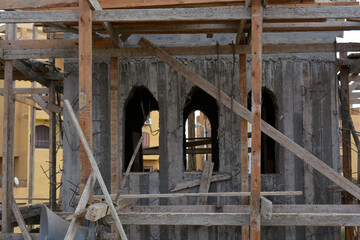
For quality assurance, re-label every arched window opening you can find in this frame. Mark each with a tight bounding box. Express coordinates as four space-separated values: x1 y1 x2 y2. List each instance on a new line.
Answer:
35 125 49 148
185 110 212 170
183 88 219 171
248 88 277 174
125 87 159 172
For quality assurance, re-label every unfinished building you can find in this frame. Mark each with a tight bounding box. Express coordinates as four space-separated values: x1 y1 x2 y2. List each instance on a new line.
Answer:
1 0 360 239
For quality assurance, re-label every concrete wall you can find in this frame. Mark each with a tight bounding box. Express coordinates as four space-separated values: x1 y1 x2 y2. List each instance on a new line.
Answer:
62 53 341 239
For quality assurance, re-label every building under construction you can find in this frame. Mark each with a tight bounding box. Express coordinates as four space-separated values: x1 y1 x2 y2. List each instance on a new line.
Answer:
1 0 360 239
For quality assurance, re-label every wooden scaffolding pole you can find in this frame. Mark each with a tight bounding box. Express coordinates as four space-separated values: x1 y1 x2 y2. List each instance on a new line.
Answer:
79 0 93 191
110 57 120 194
250 0 262 238
240 51 249 240
2 23 16 233
49 81 57 210
340 63 354 239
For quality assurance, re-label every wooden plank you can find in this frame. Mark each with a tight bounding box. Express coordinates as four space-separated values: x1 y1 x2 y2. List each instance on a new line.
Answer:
110 57 120 194
239 46 249 240
85 202 109 221
114 136 143 203
2 0 78 10
119 204 360 214
250 0 262 239
0 233 39 240
79 0 93 192
170 174 231 192
64 100 128 240
340 63 355 240
49 81 57 210
103 191 303 200
107 212 360 226
64 172 96 240
28 82 37 208
5 43 360 60
1 7 360 23
0 88 49 95
11 198 32 240
65 208 87 220
197 161 214 205
2 23 16 234
260 196 273 220
137 37 360 201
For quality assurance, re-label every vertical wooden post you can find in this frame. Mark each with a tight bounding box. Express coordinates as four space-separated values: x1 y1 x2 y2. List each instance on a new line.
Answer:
28 26 38 207
28 82 36 203
240 53 249 239
340 62 354 240
188 112 196 170
250 0 262 239
2 23 16 233
110 57 120 194
79 0 93 191
49 81 57 210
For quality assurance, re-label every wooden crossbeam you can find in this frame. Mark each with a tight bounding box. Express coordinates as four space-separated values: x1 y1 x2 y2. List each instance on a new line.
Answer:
3 42 360 59
106 212 360 226
1 7 360 23
137 37 360 201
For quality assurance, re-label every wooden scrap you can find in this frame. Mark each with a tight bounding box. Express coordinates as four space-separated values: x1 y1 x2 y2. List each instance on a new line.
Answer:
11 198 32 240
171 174 231 192
197 161 214 205
260 196 273 220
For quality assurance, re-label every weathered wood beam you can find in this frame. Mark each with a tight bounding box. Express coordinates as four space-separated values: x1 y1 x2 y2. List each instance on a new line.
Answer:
137 37 360 201
11 198 32 240
2 23 16 234
250 0 262 238
0 88 49 95
49 81 57 210
110 57 120 194
104 212 360 226
4 42 360 59
78 0 93 193
28 83 36 208
100 191 303 201
0 233 39 240
197 161 214 205
1 0 78 10
43 23 78 34
1 7 360 23
119 204 360 214
64 172 95 240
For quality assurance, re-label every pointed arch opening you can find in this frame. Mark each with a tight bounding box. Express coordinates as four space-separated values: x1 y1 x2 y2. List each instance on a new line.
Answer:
248 88 278 174
124 87 159 172
183 87 219 171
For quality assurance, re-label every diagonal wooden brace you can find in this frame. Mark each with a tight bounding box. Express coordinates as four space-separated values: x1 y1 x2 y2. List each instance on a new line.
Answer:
137 37 360 201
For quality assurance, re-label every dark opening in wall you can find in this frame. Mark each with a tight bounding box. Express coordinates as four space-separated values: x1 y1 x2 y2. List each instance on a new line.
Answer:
183 87 219 171
35 125 49 148
124 87 159 172
248 88 277 174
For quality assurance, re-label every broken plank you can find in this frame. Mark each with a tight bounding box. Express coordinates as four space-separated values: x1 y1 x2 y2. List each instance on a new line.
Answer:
197 161 214 205
171 174 231 192
137 37 360 201
11 198 32 240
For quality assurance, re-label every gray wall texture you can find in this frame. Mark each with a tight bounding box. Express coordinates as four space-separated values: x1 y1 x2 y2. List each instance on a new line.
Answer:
62 53 341 239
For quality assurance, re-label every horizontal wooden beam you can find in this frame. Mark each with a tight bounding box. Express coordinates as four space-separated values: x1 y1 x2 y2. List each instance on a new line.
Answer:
120 204 360 214
109 212 360 226
0 88 49 95
2 41 360 59
2 0 245 10
1 6 360 23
